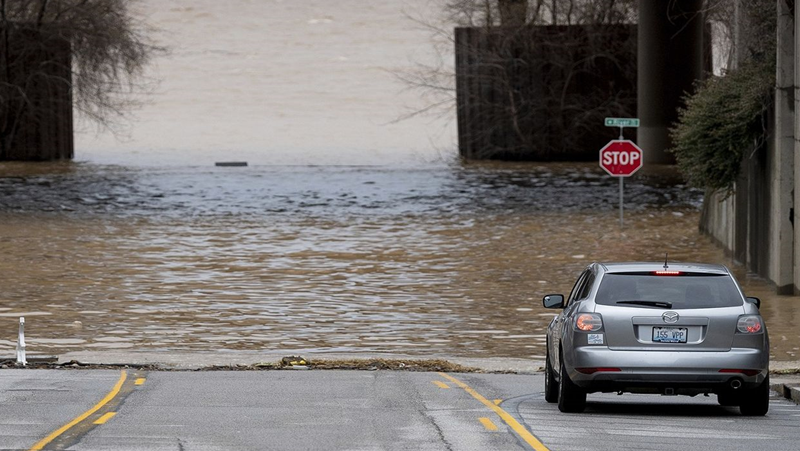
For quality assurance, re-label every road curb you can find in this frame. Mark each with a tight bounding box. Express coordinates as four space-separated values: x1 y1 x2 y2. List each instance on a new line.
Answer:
771 383 800 404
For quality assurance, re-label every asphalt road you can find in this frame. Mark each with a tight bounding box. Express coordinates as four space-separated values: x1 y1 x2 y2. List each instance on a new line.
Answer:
1 369 798 450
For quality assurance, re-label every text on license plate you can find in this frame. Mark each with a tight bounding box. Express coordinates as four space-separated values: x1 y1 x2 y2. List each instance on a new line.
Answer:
652 327 688 343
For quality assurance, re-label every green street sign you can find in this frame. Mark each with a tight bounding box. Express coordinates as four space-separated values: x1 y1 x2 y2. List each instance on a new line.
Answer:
604 118 640 128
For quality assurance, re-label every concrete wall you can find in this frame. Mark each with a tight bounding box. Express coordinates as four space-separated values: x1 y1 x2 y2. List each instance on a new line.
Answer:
700 190 736 255
701 0 797 294
0 24 73 161
455 25 637 161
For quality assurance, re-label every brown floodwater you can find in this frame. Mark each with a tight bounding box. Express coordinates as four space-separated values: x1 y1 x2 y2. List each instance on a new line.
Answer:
1 161 798 361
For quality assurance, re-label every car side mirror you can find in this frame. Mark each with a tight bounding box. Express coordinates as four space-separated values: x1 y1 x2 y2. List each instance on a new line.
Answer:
543 294 565 309
746 296 761 309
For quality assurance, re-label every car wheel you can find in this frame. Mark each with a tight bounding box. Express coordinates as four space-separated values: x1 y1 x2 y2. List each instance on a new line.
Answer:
739 375 769 416
544 349 558 403
557 352 586 413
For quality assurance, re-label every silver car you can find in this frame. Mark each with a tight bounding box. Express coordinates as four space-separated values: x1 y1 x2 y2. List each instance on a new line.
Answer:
543 262 769 415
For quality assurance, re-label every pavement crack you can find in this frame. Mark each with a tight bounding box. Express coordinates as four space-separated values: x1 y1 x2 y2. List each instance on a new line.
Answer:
421 410 454 451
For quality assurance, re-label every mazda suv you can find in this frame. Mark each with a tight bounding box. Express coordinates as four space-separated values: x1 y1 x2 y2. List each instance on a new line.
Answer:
542 262 769 415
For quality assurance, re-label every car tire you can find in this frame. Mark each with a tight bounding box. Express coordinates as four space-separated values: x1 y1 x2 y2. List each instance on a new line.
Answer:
557 352 586 413
739 375 769 416
544 349 559 403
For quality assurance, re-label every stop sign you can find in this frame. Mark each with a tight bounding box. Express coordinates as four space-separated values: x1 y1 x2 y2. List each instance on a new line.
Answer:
599 140 643 177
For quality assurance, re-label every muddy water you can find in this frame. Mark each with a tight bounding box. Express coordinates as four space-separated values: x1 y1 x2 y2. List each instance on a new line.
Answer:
1 162 798 361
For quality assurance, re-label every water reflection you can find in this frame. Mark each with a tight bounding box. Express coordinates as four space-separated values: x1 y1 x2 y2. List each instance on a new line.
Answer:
0 161 797 361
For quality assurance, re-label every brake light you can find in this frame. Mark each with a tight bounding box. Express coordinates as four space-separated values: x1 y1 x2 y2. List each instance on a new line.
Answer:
652 271 682 276
719 369 760 376
575 313 603 331
736 315 763 334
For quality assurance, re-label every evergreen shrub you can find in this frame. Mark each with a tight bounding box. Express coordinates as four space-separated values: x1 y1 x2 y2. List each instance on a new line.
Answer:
669 57 775 193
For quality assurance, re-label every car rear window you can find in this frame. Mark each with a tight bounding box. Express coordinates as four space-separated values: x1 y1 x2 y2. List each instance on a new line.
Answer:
595 273 743 309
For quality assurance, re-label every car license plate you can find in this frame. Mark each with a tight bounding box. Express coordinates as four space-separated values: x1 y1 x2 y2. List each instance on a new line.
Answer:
652 327 687 343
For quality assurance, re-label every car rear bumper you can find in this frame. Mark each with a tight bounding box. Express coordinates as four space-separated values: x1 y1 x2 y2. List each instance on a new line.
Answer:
566 347 769 394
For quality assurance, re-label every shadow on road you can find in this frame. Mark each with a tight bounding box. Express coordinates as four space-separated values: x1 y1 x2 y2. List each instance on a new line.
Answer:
584 399 740 417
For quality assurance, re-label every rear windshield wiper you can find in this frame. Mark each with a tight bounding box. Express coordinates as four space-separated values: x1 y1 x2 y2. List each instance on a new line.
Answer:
615 300 673 309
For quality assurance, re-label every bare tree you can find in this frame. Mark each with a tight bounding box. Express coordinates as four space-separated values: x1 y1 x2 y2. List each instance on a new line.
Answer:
0 0 158 160
432 0 635 28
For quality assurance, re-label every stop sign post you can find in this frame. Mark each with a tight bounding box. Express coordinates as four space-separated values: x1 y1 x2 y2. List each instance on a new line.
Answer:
599 139 643 228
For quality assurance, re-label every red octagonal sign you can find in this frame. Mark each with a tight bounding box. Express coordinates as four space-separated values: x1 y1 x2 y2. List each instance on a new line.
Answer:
599 139 643 177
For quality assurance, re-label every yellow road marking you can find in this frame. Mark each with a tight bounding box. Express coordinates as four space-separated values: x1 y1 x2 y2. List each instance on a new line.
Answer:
29 370 127 451
493 399 502 405
93 412 116 425
438 373 550 451
135 378 146 386
479 417 498 431
433 381 450 389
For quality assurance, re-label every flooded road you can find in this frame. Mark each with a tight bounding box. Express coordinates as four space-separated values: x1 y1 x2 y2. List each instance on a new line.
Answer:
4 0 795 364
1 162 798 361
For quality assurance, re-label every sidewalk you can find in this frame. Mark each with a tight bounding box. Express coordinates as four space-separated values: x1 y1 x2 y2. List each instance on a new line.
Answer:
771 374 800 404
8 350 545 373
7 350 800 405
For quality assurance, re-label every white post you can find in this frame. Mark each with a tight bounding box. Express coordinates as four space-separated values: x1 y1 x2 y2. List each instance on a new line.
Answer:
16 317 26 366
618 126 626 229
619 177 624 229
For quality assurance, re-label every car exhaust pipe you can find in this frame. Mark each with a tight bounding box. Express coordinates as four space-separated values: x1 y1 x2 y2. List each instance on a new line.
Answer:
730 379 742 390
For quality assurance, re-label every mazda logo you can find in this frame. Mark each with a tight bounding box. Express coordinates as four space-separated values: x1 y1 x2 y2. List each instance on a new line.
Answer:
662 311 679 323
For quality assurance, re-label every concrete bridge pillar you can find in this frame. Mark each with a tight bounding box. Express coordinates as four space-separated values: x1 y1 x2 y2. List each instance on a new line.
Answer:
773 0 795 294
794 0 800 295
637 0 705 164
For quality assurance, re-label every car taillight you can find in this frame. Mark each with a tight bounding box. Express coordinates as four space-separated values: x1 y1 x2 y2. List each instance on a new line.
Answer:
575 313 603 331
719 369 760 376
652 271 682 276
736 315 763 334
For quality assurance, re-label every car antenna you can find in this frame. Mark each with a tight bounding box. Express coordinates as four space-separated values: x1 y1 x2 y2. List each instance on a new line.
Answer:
663 253 669 271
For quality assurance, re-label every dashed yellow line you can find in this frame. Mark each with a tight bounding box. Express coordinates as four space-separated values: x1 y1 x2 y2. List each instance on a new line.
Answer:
433 381 450 389
479 417 499 431
93 412 117 425
438 372 550 451
29 371 127 451
135 378 146 386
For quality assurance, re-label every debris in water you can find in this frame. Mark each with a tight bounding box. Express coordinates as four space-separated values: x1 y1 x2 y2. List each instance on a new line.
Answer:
281 356 308 367
215 162 248 167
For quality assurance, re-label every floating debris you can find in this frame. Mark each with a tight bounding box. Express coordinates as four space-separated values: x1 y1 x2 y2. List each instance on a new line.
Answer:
215 162 248 167
280 356 308 367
